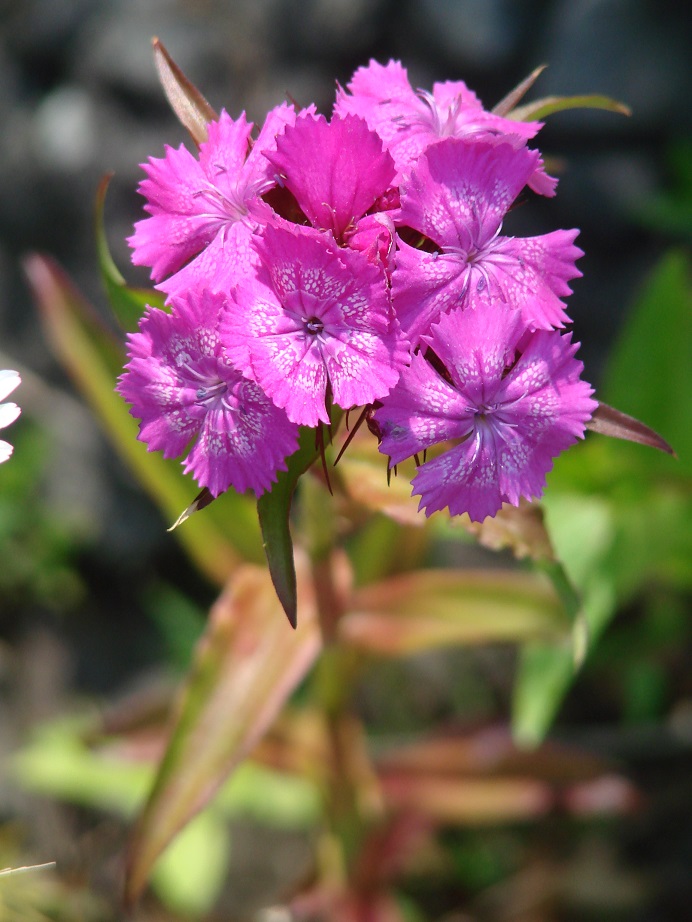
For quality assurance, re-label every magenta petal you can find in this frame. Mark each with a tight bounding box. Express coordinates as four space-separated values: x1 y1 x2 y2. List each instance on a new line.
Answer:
183 378 300 497
266 114 395 241
485 229 583 330
335 59 418 147
222 224 407 426
401 138 541 250
412 430 505 522
376 350 474 465
376 299 596 522
199 110 253 185
118 289 299 496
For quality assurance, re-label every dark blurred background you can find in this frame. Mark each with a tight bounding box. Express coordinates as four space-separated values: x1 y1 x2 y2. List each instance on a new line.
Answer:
0 1 690 919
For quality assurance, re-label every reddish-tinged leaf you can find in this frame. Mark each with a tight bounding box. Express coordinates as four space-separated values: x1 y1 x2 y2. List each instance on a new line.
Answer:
376 727 610 783
24 253 245 584
339 569 568 655
380 774 552 824
492 65 547 117
125 558 321 906
152 37 218 145
508 94 631 122
587 401 675 455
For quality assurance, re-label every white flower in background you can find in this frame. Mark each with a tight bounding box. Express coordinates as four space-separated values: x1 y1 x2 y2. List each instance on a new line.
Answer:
0 370 21 463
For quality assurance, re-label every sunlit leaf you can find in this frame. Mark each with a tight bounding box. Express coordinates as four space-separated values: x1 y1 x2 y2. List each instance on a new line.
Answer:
95 172 165 331
149 810 231 917
339 569 568 655
152 36 218 145
24 253 254 583
125 558 321 906
492 65 547 117
508 94 631 122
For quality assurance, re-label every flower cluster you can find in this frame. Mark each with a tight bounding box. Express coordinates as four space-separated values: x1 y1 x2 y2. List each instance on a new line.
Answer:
119 60 597 521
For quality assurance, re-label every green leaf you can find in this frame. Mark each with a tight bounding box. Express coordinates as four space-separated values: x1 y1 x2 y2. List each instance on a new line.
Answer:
257 424 334 627
507 94 631 122
95 173 165 331
150 810 231 917
601 249 692 475
339 569 569 655
152 37 218 145
24 253 256 584
125 561 321 907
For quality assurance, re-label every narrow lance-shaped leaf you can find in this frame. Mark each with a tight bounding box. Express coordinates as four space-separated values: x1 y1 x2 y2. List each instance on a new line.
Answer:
24 254 243 584
508 94 631 123
152 36 218 145
124 559 321 907
95 172 166 332
492 65 547 117
257 420 339 627
338 569 569 655
587 402 675 455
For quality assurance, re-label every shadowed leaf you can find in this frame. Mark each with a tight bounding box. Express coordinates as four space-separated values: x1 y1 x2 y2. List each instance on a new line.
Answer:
258 423 336 627
508 94 631 122
152 37 218 145
339 569 568 655
125 558 321 906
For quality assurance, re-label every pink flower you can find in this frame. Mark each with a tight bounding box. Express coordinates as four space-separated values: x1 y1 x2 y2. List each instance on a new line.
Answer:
374 298 597 522
222 223 409 427
392 138 583 345
129 104 299 298
118 289 299 497
335 59 555 195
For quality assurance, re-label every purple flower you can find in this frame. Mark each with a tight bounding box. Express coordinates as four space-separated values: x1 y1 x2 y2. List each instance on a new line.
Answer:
392 138 583 345
128 104 299 298
335 59 556 195
374 298 597 522
222 223 409 427
118 289 300 497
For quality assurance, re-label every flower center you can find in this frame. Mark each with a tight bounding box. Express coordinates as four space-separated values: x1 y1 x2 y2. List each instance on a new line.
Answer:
195 380 228 405
304 316 324 336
